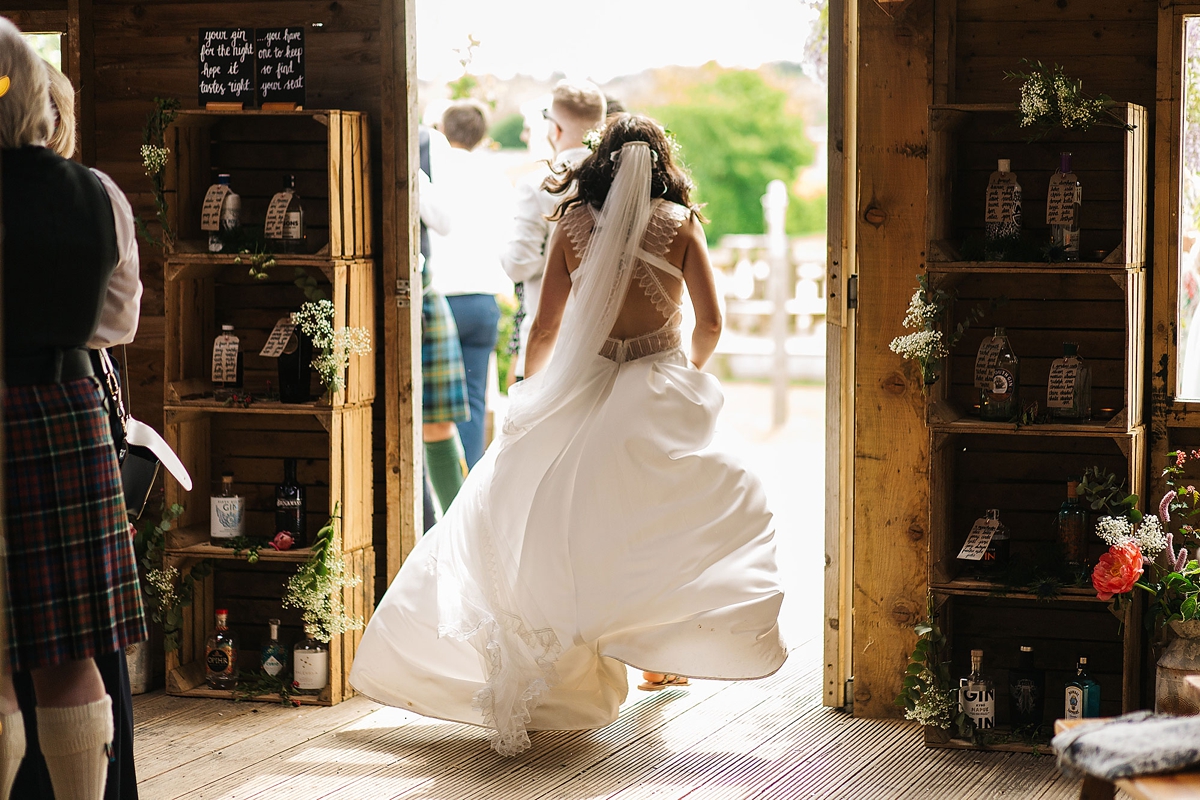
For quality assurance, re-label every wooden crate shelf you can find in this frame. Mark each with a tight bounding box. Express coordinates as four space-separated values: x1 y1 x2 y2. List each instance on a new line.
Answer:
165 109 371 259
926 268 1145 432
922 100 1148 748
162 110 374 706
164 257 375 409
927 103 1147 267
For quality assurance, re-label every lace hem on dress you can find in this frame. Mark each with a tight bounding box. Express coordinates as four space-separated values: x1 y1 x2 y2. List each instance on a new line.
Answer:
600 327 683 363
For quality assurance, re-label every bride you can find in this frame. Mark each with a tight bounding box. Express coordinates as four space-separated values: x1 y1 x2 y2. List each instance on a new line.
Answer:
350 113 787 756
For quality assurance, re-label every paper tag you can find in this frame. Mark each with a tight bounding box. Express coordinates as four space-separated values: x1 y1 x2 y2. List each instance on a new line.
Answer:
1047 356 1081 409
264 190 293 239
259 318 298 358
1046 173 1081 226
974 337 1004 389
211 334 240 383
957 517 1000 561
985 173 1021 225
201 184 232 232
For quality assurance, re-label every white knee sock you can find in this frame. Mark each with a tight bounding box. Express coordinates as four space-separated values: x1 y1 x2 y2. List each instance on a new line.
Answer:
37 696 112 800
0 710 25 800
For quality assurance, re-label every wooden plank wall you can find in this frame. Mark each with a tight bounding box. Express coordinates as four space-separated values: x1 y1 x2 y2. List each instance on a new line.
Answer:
852 0 1158 718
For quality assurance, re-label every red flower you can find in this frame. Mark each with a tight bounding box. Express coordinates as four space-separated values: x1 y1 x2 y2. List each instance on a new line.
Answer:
1093 542 1144 601
268 532 294 551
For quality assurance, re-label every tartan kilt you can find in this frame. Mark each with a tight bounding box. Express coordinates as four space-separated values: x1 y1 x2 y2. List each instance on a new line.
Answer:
3 377 146 673
422 289 471 425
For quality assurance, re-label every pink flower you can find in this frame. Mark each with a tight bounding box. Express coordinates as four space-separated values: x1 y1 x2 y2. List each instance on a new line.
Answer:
1093 541 1144 601
1178 451 1188 467
1161 490 1177 524
268 531 294 551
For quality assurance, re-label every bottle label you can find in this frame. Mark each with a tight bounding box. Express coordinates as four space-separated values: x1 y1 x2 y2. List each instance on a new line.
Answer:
1047 172 1080 226
260 318 298 358
1047 357 1081 409
957 517 999 561
1065 685 1084 719
974 337 1004 389
264 190 294 239
207 646 233 675
960 680 996 728
990 369 1015 399
294 650 328 690
210 496 245 539
212 334 240 384
201 184 231 232
263 654 284 677
1010 678 1040 715
283 211 303 240
985 172 1022 236
221 193 241 231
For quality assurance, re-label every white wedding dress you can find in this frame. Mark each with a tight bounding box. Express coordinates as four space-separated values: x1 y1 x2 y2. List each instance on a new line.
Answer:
350 147 786 756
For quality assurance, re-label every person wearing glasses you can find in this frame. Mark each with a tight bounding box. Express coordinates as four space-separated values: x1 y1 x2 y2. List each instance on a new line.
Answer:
500 80 606 384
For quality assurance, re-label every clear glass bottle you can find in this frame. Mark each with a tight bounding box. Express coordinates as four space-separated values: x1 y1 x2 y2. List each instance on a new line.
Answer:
1008 645 1045 729
260 618 288 678
267 174 306 253
1065 656 1102 719
980 327 1020 422
959 648 996 730
980 508 1010 572
293 626 329 694
207 173 241 253
1057 480 1088 569
212 324 244 399
1048 152 1082 261
210 471 246 542
984 159 1022 259
1049 342 1092 423
275 458 307 546
205 609 238 689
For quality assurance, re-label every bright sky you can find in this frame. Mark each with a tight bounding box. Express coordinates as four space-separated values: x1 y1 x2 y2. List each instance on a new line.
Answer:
416 0 818 84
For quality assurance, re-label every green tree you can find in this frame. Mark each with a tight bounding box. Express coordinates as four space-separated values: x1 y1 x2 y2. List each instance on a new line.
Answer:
490 112 526 150
650 70 815 241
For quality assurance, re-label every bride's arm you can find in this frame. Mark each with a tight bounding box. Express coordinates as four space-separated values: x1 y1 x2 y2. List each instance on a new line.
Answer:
523 227 572 378
681 216 722 369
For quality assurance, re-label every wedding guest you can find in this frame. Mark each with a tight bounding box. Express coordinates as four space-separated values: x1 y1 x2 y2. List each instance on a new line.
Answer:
433 100 514 468
5 59 145 800
501 79 606 382
0 18 145 800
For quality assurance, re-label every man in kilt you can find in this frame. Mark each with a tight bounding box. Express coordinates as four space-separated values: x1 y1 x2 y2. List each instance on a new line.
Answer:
419 126 471 515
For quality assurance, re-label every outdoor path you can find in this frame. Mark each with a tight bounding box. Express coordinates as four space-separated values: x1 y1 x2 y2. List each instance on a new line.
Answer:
133 384 1094 799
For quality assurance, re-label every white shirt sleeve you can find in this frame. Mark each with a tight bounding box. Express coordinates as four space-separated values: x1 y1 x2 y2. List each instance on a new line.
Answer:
418 169 451 236
500 174 551 284
88 168 142 348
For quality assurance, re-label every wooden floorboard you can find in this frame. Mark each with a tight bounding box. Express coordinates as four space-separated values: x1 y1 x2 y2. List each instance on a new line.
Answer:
134 637 1086 799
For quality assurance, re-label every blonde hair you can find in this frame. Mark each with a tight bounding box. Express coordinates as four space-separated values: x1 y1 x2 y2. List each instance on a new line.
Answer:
45 59 76 158
0 17 52 149
550 79 606 133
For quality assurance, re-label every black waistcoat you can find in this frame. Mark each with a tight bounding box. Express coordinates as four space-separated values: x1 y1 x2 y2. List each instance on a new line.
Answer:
2 146 118 356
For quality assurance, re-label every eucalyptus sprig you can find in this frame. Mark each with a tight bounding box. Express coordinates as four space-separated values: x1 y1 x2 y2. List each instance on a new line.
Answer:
135 501 213 652
895 595 968 736
136 97 181 251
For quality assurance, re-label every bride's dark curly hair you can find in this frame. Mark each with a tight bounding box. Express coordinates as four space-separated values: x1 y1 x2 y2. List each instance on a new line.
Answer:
545 113 703 221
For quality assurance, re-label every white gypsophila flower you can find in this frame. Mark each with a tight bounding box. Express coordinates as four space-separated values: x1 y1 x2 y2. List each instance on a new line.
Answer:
140 144 170 177
145 566 180 613
904 685 955 730
889 330 947 362
902 291 942 329
1096 515 1134 547
1136 515 1169 559
1019 80 1051 127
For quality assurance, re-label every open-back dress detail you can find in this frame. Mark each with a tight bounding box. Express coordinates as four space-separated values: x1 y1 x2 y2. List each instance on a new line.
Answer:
350 199 788 756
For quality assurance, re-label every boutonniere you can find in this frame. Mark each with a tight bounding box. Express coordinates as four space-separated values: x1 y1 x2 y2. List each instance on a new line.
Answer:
0 76 10 98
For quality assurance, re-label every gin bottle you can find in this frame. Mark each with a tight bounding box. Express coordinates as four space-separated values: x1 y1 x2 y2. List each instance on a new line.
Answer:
1048 152 1082 261
984 159 1022 259
207 173 241 253
274 458 306 546
205 609 238 689
1057 480 1088 568
979 508 1010 572
293 626 329 694
1008 645 1045 728
210 471 246 542
1048 342 1091 423
980 327 1020 422
212 324 244 400
1064 657 1102 719
260 618 288 678
959 648 996 729
268 174 306 253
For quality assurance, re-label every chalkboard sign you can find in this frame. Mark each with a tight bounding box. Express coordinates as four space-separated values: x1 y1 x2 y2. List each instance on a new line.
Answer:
256 27 306 107
198 28 255 107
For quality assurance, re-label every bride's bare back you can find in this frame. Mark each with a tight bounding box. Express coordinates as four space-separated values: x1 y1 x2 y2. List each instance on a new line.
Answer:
526 199 723 374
